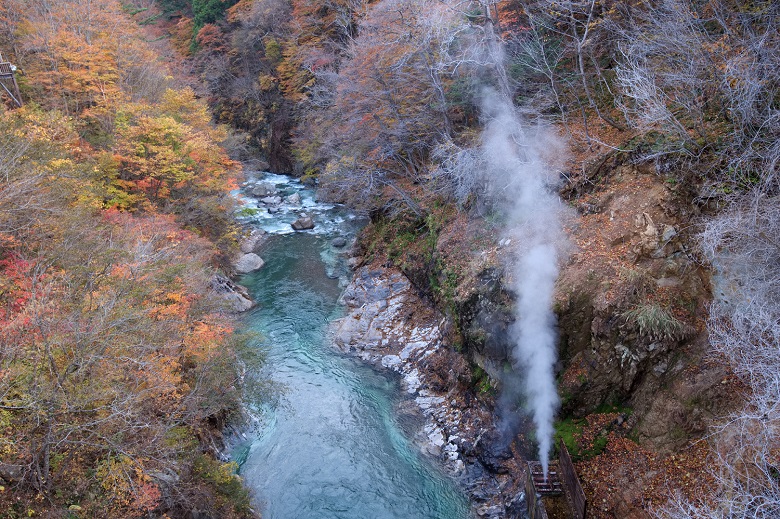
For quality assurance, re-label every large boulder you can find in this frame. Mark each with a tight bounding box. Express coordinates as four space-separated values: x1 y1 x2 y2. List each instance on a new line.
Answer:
234 253 265 274
224 290 254 312
260 195 282 206
239 229 267 254
291 216 315 231
286 192 302 205
251 183 277 197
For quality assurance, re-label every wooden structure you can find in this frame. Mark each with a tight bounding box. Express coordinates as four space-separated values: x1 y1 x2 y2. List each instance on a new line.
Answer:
526 441 587 519
525 465 551 519
559 439 587 519
0 53 22 108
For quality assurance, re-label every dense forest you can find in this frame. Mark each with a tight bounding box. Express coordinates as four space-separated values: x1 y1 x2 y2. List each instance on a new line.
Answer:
0 0 778 517
0 1 259 517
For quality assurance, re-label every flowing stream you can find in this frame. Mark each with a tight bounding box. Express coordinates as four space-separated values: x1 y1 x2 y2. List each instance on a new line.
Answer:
231 174 469 519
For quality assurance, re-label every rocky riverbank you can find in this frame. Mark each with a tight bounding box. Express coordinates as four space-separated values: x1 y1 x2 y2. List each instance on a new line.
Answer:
331 265 530 519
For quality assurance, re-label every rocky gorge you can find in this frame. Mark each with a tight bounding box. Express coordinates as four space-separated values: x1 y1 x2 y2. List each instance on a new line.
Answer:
331 264 529 518
224 157 741 519
325 156 743 518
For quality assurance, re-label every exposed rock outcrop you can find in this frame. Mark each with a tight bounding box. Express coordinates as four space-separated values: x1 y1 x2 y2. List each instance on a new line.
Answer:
332 266 528 518
211 274 254 312
240 229 267 254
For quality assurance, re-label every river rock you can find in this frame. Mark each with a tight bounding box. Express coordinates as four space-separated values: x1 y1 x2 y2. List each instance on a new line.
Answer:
228 291 254 312
286 192 302 205
251 183 277 197
291 216 315 230
240 229 266 254
234 253 265 274
210 274 254 312
332 237 347 248
260 195 282 206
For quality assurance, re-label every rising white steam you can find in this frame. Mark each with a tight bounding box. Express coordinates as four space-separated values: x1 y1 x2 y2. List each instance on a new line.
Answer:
427 1 567 476
481 90 567 478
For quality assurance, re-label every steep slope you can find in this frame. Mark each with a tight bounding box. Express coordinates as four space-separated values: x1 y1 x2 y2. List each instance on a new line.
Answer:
0 1 260 517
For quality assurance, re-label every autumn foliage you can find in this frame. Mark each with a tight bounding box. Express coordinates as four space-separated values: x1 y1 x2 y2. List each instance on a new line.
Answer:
0 2 255 518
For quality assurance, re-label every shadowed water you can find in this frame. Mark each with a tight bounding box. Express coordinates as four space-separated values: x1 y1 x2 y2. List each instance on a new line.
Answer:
233 176 468 519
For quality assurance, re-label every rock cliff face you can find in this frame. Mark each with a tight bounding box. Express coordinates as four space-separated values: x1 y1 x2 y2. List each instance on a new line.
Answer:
343 158 740 517
553 161 735 452
331 266 528 518
412 161 735 454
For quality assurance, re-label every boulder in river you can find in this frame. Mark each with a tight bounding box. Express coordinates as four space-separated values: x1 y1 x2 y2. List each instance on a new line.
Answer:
291 216 315 231
286 192 302 205
332 237 347 248
252 183 277 197
240 229 267 254
234 253 265 274
260 195 282 206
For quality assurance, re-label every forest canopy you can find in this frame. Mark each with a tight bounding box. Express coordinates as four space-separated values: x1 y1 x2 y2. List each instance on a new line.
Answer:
0 1 259 517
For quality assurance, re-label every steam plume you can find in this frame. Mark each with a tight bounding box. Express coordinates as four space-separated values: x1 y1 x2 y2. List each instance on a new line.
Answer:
482 91 566 477
429 2 567 476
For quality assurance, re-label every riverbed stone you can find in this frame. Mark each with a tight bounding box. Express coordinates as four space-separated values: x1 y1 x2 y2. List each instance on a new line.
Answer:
251 183 277 197
210 274 254 312
286 192 302 205
291 216 315 230
224 290 253 312
260 195 282 206
332 237 347 248
234 253 265 274
240 229 267 254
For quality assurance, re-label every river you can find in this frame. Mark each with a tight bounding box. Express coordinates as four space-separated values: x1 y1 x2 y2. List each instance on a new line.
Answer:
231 173 470 519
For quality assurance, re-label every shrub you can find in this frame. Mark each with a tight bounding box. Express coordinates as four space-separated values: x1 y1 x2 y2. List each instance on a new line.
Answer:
623 303 690 341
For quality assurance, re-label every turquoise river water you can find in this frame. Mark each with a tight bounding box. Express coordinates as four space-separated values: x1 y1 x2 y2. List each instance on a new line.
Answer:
231 174 469 519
